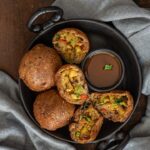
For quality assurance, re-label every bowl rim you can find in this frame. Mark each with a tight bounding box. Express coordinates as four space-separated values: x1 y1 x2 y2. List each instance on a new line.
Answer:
81 49 125 92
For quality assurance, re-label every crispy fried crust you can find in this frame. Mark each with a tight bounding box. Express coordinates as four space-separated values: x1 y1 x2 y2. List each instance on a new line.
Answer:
33 90 75 131
55 64 89 105
69 102 103 143
90 91 134 122
52 28 90 64
19 44 62 92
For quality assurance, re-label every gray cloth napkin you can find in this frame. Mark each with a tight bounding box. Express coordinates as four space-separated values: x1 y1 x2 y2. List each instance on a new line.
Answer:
0 71 75 150
0 0 150 149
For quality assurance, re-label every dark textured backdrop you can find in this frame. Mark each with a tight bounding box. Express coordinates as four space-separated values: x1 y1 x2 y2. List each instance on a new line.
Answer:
0 0 148 80
134 0 150 7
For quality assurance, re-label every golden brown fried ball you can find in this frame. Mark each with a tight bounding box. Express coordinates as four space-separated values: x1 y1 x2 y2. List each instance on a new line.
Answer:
19 44 62 91
33 90 75 131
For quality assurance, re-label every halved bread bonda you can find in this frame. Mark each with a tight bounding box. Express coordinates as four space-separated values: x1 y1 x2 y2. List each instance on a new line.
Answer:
69 102 103 143
52 28 90 64
19 44 62 92
90 91 134 122
55 64 89 105
33 90 75 131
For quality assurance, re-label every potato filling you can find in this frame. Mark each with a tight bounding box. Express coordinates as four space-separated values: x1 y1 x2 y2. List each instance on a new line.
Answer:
93 94 128 115
60 68 88 101
53 31 86 62
74 106 100 140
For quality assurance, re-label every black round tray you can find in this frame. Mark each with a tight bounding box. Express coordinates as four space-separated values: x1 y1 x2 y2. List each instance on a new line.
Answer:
19 6 142 149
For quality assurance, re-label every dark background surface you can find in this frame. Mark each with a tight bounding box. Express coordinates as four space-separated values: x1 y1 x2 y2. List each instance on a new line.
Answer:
0 0 148 150
135 0 150 7
0 0 149 80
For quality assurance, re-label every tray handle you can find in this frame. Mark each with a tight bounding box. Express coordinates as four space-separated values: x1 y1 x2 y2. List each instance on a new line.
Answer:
97 132 129 150
27 6 63 33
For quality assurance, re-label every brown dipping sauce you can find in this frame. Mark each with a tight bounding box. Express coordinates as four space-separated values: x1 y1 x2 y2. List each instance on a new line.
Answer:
84 51 122 88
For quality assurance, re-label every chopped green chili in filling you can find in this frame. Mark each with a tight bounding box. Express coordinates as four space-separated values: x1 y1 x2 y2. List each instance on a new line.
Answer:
75 131 80 137
115 97 127 107
79 114 91 122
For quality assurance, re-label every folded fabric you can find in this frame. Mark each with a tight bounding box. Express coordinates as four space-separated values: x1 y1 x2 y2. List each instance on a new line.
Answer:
0 0 150 149
0 71 74 150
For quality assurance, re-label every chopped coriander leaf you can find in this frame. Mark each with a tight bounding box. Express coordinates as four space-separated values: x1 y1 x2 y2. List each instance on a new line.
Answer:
115 98 127 107
75 131 80 137
69 39 76 46
120 101 127 107
81 102 90 110
115 98 123 104
74 85 84 95
79 114 91 122
54 34 60 40
84 116 91 122
103 64 113 70
99 96 109 105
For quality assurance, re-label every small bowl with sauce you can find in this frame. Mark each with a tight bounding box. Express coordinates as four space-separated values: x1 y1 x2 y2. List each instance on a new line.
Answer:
81 49 125 92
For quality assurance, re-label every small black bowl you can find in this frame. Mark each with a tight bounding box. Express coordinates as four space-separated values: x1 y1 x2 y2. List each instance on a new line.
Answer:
81 49 125 92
